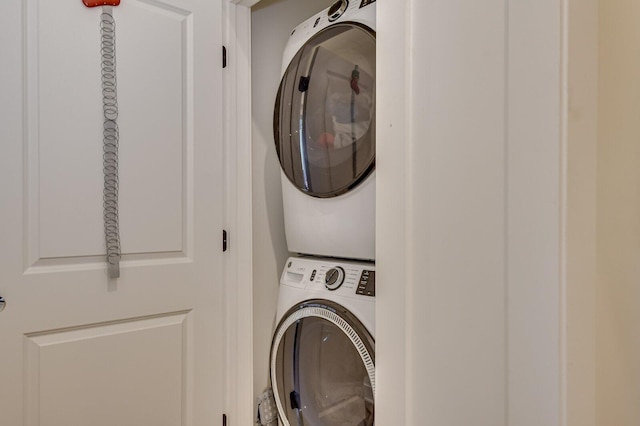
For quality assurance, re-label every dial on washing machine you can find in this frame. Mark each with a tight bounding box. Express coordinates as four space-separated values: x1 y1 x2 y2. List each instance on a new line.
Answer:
324 266 345 290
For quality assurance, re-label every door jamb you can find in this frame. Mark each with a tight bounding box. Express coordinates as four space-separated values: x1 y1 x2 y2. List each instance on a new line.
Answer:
223 0 258 424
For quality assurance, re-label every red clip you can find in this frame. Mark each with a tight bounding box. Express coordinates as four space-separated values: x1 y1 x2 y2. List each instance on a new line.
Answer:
82 0 120 7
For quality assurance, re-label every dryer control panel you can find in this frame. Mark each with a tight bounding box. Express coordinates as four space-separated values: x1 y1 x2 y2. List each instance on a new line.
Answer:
326 0 375 21
328 0 349 22
282 0 375 63
282 257 375 298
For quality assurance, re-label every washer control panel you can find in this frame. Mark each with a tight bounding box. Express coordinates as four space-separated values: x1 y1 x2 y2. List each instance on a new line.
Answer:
324 267 345 290
283 257 375 298
356 269 375 297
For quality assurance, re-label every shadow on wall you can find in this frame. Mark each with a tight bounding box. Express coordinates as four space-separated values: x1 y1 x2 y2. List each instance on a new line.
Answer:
250 0 337 402
251 0 339 275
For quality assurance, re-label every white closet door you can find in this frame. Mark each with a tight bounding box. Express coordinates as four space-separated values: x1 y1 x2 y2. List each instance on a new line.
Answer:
0 0 226 425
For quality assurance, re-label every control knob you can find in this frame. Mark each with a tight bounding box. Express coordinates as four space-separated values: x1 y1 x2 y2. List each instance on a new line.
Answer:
325 267 345 290
328 0 348 22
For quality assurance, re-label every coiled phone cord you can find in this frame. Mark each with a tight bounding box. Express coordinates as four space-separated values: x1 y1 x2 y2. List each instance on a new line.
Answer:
101 7 121 278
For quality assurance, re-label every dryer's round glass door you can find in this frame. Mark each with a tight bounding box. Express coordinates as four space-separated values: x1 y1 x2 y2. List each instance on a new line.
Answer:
270 300 375 426
274 24 376 198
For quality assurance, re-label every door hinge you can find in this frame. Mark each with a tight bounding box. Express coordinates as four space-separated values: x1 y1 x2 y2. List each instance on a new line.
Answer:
222 46 227 69
222 413 227 426
222 230 228 252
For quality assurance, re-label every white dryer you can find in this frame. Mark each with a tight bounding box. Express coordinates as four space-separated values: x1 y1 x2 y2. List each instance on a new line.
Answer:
271 256 375 426
274 0 376 261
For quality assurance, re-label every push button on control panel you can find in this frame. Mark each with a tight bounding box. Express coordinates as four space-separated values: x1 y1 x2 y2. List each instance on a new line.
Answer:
356 270 375 297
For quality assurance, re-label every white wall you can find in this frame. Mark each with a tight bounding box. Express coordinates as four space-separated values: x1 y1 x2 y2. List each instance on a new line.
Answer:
597 1 640 424
250 0 335 401
377 1 564 425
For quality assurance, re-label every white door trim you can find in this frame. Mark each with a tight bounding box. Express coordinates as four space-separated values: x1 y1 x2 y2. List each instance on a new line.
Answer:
224 1 255 424
230 0 261 7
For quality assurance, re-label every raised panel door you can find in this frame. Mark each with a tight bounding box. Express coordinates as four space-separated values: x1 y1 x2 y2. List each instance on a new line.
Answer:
0 1 226 424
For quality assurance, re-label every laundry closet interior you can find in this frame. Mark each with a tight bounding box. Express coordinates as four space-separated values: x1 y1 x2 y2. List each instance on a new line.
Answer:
250 0 376 423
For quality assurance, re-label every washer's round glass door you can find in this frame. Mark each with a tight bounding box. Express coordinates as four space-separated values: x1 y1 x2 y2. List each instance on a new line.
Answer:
274 23 376 198
270 300 375 426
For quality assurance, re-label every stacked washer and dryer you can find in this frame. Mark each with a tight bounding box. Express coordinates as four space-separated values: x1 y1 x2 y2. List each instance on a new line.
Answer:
269 1 377 425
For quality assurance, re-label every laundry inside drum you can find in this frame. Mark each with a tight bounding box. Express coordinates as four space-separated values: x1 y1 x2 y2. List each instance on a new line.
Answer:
274 316 374 425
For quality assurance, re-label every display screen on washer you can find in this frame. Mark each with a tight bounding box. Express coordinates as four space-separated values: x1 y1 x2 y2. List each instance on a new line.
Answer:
274 24 376 198
271 301 375 425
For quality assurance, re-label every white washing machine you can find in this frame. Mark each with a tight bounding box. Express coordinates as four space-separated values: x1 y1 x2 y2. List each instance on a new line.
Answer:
271 256 375 426
274 0 377 261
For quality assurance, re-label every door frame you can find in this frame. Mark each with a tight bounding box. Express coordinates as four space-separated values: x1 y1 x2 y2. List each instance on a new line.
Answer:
223 1 256 425
224 1 590 425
